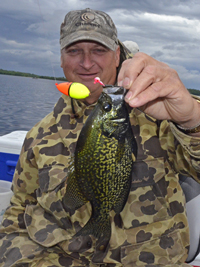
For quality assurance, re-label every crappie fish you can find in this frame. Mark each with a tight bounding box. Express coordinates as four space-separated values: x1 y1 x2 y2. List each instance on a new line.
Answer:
63 86 137 239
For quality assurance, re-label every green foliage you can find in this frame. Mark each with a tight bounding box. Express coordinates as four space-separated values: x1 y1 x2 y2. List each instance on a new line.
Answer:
188 88 200 96
0 69 66 81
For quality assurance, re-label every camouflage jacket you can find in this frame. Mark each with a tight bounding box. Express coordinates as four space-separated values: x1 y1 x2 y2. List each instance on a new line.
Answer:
0 94 200 267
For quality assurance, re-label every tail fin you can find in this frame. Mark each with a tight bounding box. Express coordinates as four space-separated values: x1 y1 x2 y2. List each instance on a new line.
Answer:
75 215 111 240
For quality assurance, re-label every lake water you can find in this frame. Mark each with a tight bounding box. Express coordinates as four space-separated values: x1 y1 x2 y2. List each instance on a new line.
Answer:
0 75 62 136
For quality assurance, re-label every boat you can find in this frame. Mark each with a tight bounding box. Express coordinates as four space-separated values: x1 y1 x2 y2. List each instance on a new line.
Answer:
0 130 200 266
0 131 27 182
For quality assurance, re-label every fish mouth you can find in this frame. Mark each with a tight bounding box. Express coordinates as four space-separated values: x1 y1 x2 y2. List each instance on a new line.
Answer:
110 118 126 123
103 86 126 96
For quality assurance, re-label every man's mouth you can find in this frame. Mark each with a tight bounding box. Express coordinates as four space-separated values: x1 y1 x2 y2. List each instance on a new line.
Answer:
78 73 98 80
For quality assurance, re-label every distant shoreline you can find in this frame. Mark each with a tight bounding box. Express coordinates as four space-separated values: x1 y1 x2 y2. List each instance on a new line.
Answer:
0 69 66 81
0 68 200 96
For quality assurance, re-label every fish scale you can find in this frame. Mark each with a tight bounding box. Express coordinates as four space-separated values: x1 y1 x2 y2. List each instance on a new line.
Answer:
63 86 137 240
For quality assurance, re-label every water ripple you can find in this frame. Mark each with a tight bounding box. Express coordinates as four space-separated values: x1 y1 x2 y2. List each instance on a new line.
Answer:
0 75 61 136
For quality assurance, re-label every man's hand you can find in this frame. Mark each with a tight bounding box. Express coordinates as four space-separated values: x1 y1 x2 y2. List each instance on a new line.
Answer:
118 52 200 131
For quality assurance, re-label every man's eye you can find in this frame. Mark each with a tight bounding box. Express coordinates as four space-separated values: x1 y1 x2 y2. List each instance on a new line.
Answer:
66 49 80 55
93 49 107 55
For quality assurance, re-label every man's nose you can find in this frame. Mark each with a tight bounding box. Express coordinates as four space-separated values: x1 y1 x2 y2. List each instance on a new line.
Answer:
80 52 94 69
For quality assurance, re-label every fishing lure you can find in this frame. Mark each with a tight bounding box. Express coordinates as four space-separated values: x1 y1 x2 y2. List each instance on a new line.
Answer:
94 77 105 86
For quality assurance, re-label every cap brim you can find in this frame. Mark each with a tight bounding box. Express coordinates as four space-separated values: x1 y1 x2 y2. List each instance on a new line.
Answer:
60 30 117 51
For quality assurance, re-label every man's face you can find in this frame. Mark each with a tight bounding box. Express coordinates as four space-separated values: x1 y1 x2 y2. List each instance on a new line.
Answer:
60 41 120 104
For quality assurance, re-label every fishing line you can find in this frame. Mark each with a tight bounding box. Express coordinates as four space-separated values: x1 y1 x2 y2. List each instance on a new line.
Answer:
36 0 57 83
36 1 90 99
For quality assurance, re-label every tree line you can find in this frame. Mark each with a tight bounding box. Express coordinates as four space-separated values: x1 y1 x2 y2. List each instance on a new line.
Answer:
0 69 66 81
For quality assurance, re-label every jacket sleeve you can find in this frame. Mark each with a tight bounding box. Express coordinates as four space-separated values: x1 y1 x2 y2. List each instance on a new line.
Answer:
158 95 200 181
0 132 39 233
169 121 200 180
0 132 43 266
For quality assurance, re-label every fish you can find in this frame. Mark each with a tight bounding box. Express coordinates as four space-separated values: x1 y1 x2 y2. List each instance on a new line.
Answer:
63 86 137 240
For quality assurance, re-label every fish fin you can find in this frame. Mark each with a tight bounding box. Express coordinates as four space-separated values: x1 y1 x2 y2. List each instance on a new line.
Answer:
74 215 111 240
63 179 87 211
113 173 132 214
113 134 137 214
63 161 88 210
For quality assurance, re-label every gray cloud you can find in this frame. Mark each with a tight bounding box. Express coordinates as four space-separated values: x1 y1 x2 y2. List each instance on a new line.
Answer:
0 0 200 89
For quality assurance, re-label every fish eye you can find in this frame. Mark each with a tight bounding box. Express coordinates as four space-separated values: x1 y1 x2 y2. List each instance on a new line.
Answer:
103 102 112 112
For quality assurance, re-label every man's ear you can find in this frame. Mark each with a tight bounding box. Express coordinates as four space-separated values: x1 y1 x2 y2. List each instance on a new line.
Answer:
60 54 64 68
115 46 120 67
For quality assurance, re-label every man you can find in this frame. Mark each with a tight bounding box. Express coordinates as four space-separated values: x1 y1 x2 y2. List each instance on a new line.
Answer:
0 7 200 267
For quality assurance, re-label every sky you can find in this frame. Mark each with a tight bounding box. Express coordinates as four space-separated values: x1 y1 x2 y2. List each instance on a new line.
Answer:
0 0 200 89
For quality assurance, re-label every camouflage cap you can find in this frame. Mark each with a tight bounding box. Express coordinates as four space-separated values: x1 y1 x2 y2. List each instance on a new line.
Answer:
60 8 118 51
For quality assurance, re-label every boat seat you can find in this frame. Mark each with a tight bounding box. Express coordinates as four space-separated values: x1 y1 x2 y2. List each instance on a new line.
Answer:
179 175 200 263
